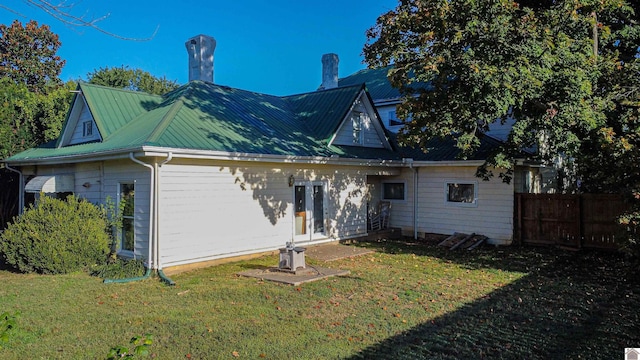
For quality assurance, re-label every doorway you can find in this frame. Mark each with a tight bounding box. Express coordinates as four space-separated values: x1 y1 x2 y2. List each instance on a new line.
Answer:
293 181 327 242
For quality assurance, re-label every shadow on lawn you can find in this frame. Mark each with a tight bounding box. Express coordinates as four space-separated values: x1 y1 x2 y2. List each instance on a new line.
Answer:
348 240 640 359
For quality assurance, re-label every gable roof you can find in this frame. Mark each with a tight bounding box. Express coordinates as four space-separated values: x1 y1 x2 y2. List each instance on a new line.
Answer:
6 81 397 164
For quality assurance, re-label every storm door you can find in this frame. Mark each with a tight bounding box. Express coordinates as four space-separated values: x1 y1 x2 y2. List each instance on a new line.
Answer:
293 181 327 242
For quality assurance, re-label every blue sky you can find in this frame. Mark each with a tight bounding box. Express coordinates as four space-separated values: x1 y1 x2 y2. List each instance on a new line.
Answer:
1 1 396 95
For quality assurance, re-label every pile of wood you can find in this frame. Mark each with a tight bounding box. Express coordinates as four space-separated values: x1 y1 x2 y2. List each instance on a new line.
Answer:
438 232 487 250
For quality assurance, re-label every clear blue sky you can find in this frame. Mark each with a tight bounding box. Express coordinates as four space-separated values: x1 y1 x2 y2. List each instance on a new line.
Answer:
1 0 396 95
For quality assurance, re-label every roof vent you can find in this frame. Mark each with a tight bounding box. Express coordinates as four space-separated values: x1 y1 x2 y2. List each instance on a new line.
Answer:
185 35 216 83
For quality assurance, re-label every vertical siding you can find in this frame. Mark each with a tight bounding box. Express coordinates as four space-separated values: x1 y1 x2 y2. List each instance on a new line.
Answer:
385 167 513 243
157 160 373 267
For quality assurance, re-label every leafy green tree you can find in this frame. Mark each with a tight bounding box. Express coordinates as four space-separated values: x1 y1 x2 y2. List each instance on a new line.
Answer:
87 66 179 95
364 0 640 255
0 19 64 94
364 0 640 183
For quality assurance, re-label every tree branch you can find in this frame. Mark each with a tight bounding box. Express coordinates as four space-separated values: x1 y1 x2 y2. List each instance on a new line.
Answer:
17 0 158 41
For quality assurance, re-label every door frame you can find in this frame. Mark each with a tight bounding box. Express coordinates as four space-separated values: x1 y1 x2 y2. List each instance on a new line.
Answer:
293 180 328 243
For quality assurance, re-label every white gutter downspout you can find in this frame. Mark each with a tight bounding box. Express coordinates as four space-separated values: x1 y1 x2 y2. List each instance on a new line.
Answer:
155 153 174 285
403 158 418 240
128 153 155 271
5 164 24 214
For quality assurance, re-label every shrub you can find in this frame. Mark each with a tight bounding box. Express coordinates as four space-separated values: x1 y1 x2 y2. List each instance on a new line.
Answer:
0 194 111 274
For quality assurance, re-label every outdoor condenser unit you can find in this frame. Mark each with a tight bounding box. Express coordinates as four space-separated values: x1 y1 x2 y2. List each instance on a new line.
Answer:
278 242 306 272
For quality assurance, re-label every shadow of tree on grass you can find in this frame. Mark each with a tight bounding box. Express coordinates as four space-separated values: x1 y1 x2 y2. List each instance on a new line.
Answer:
347 240 640 359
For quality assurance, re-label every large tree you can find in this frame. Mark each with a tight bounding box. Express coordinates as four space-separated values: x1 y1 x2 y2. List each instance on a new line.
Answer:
364 0 640 183
87 66 179 95
364 0 640 253
0 19 64 93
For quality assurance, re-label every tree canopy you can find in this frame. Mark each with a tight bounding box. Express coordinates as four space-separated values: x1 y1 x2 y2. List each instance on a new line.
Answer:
87 66 179 95
0 19 64 93
364 0 640 187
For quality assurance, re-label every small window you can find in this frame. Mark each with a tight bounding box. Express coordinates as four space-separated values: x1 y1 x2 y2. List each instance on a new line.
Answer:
382 182 405 201
82 121 93 137
352 112 364 145
446 182 477 206
388 110 403 127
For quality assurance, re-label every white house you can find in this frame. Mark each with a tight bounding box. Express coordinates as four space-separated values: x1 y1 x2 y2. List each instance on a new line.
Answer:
3 35 530 274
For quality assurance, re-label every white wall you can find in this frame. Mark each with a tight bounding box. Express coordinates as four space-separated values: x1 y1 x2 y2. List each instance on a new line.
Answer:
156 160 378 267
383 166 514 244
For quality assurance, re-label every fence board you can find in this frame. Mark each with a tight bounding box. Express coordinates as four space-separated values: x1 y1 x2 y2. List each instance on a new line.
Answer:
514 193 628 250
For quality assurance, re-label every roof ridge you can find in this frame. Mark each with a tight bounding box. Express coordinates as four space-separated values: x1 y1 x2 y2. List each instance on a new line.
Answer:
147 99 185 144
79 81 164 98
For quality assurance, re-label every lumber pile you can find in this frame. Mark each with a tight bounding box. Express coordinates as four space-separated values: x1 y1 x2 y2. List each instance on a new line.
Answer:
438 232 487 250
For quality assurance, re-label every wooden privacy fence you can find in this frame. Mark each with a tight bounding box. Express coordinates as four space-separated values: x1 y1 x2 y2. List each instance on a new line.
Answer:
514 193 629 250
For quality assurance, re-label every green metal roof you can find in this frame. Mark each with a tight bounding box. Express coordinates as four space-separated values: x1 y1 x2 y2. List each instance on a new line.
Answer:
338 66 432 102
6 81 399 163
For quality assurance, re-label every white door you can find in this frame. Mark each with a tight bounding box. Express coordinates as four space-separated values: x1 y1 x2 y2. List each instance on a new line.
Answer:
293 181 327 242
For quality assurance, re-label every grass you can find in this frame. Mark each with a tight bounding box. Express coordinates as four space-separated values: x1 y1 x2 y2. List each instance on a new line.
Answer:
0 239 638 359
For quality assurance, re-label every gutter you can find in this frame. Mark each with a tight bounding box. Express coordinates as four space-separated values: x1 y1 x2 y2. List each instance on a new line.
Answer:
104 152 175 285
4 164 24 214
403 158 418 240
155 152 175 286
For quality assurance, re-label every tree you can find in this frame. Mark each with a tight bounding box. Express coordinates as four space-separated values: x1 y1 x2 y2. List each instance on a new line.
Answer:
0 19 64 93
87 66 179 95
364 0 640 254
364 0 640 182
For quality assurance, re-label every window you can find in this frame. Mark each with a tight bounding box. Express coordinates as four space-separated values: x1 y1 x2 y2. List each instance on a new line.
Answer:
388 110 403 127
119 183 135 252
445 182 477 206
352 111 363 145
382 182 405 201
82 121 93 137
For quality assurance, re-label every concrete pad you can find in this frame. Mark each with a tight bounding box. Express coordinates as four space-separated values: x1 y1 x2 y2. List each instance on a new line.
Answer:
237 266 350 286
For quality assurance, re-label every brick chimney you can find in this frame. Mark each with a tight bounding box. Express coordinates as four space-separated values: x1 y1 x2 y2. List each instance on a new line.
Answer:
185 35 216 83
321 53 339 89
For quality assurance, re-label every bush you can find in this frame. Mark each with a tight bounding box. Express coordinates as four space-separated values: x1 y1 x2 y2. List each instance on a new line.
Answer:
0 194 111 274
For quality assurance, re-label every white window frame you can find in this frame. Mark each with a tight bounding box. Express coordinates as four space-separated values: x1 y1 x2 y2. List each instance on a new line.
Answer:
118 182 135 256
444 181 478 207
352 111 364 145
381 181 407 202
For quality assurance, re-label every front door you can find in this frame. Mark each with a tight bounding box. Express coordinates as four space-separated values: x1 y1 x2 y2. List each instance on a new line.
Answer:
294 181 327 242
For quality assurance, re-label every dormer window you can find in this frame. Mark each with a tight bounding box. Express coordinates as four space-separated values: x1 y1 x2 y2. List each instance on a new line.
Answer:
82 121 93 137
352 111 364 145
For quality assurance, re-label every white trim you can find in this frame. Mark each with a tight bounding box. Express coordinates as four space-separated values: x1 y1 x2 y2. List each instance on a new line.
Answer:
444 180 478 207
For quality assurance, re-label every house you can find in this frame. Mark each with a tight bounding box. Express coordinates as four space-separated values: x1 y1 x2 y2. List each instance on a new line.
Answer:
2 35 529 273
337 65 558 193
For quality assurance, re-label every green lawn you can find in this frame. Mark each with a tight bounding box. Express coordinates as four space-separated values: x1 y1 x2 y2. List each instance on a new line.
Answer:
0 240 638 359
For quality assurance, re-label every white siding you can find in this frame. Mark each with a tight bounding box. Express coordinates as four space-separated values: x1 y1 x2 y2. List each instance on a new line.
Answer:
102 161 152 260
68 101 101 145
157 160 376 267
73 163 102 203
384 166 514 244
333 110 385 148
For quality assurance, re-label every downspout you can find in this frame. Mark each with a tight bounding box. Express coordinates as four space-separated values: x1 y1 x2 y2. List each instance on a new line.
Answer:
5 164 24 214
104 153 155 283
404 158 418 240
155 153 175 286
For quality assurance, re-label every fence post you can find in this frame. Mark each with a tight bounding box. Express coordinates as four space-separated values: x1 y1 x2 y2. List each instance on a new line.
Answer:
577 195 583 249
